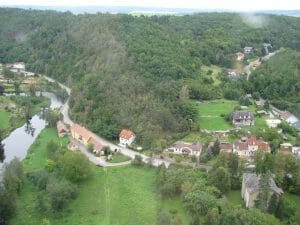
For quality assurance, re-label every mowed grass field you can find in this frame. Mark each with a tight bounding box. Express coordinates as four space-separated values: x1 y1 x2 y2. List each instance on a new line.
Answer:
11 128 159 225
196 100 238 130
162 197 189 225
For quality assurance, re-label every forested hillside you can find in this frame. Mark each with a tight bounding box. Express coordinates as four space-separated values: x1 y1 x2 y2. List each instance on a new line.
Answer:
249 49 300 116
0 8 299 148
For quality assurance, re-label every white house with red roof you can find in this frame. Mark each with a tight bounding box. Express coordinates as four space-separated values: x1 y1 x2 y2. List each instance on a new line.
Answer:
119 129 135 146
233 136 271 160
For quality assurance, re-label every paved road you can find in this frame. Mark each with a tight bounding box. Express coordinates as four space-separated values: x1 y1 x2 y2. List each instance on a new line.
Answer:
44 75 171 168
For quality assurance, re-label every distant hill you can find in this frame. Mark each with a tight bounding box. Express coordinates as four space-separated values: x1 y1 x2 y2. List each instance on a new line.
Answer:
1 5 300 16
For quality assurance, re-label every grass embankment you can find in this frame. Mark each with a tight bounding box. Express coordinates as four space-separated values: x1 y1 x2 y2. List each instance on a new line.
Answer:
201 65 223 86
109 152 131 163
11 128 159 225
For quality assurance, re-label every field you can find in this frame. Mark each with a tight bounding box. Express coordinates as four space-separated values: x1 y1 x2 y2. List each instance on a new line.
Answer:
201 65 223 85
196 100 238 131
0 109 9 130
11 128 159 225
226 190 243 206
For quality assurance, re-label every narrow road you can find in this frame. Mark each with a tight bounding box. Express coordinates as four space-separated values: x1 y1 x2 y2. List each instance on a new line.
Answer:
44 75 171 168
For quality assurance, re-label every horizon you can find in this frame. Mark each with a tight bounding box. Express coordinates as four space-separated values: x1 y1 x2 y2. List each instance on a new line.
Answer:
0 0 300 12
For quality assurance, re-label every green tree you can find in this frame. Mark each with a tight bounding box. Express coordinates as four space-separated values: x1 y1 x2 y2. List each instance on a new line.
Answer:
59 151 92 182
0 186 17 224
205 208 220 225
0 130 5 162
46 178 78 211
3 158 24 193
254 150 274 174
211 140 220 156
255 173 271 213
0 83 4 95
208 167 231 194
183 190 217 216
268 193 278 214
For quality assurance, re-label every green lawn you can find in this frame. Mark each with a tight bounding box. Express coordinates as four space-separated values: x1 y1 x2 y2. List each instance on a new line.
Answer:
196 100 238 131
162 197 190 225
0 109 9 129
226 190 243 207
11 128 159 225
201 65 223 85
109 152 131 163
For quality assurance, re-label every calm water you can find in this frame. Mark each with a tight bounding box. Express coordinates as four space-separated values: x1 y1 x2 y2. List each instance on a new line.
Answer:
0 92 63 170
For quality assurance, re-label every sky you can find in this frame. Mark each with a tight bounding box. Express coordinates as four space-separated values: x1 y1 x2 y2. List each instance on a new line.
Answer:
0 0 299 11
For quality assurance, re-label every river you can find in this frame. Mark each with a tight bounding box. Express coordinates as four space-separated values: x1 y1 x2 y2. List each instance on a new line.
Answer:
0 92 63 171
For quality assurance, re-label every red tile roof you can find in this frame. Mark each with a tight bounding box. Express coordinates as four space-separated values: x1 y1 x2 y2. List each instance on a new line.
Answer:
119 129 135 140
88 137 104 152
236 136 270 152
71 124 93 141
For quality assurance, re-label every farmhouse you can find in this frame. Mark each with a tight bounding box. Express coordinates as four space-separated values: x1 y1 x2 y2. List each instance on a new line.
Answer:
232 111 255 126
266 119 281 128
241 173 283 208
244 46 254 54
7 62 25 74
279 143 293 154
56 120 69 137
89 137 104 154
119 129 135 146
233 136 271 160
71 123 93 146
167 141 202 156
220 141 233 153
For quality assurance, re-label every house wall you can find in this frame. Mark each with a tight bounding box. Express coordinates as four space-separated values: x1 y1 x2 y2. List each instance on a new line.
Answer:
119 135 135 146
71 130 89 145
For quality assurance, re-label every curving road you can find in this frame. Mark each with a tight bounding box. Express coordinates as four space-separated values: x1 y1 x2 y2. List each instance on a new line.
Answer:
44 75 171 168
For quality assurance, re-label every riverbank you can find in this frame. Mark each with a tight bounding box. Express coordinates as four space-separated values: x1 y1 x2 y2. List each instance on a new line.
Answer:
0 95 50 138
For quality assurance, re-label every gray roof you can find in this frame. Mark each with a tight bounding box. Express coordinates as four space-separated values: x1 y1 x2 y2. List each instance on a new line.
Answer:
232 111 254 120
173 141 202 152
243 173 283 195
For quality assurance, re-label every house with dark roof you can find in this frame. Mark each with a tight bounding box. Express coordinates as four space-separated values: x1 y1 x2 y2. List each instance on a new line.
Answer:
119 129 135 146
244 46 254 54
233 136 271 160
167 141 202 156
232 111 255 126
242 173 283 208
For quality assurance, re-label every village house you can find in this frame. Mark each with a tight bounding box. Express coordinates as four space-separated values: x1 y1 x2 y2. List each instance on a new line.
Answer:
266 119 281 128
167 141 202 156
233 136 271 160
236 52 245 61
242 173 283 208
280 111 298 124
70 123 104 153
119 129 135 146
227 69 240 78
244 46 254 54
255 98 265 107
56 120 69 137
71 124 93 145
220 141 233 153
7 62 25 74
280 143 293 153
232 111 255 126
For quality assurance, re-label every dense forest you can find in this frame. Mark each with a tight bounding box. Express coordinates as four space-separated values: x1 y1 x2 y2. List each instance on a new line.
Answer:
0 8 299 147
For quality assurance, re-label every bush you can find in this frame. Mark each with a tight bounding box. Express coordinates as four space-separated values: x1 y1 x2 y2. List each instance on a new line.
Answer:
131 155 144 166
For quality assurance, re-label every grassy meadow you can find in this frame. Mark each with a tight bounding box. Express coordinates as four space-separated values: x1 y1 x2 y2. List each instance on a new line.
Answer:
196 99 238 131
11 128 159 225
